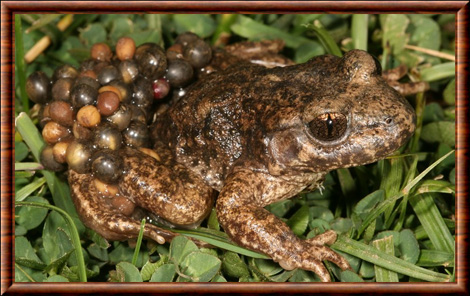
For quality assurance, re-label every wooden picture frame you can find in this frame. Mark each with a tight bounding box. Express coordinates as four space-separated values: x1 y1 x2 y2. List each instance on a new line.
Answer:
1 1 468 294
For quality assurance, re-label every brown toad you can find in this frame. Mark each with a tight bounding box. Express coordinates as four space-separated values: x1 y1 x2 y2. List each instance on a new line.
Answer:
69 49 416 282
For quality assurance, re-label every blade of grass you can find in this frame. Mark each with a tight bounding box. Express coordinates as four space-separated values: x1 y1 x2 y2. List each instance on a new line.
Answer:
16 112 84 228
25 14 61 33
305 21 342 56
15 14 29 113
358 150 454 236
403 150 455 195
16 201 87 282
15 177 46 202
15 112 44 161
381 158 404 228
332 236 450 282
420 62 455 82
409 92 425 153
417 249 454 267
169 228 269 259
415 218 455 240
15 162 44 171
132 219 146 266
351 14 369 51
393 154 418 231
231 15 315 49
372 236 399 282
409 193 454 253
212 14 238 46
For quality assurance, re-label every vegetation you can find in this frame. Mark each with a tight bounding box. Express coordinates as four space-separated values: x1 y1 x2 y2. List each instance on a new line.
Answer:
15 14 455 283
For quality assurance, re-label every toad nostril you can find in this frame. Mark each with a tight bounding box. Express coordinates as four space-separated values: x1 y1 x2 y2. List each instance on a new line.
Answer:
385 117 393 125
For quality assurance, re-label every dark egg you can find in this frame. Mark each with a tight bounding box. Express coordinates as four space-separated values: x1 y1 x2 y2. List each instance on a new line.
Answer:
26 71 51 104
91 150 123 183
122 120 149 148
135 43 167 80
166 59 194 87
94 123 122 150
184 39 212 68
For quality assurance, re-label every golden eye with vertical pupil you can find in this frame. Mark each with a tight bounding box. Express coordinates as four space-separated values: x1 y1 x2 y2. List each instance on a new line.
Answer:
308 113 348 141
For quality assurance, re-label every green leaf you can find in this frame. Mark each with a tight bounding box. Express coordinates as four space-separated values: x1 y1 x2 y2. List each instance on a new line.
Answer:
380 14 410 54
45 275 69 282
421 121 455 147
340 269 364 282
15 236 44 268
15 162 44 171
42 211 74 263
420 62 455 82
351 14 369 51
130 30 162 47
169 236 199 265
150 264 176 282
15 263 47 282
15 201 87 282
308 219 331 236
44 249 74 276
294 40 324 63
331 218 354 234
222 252 250 279
109 243 149 268
288 269 317 282
26 14 61 33
359 260 375 278
423 102 445 124
287 205 310 236
173 14 216 38
15 141 29 162
409 193 454 253
310 206 334 222
231 15 315 49
443 79 455 105
207 208 220 230
254 259 283 277
211 274 227 282
399 229 420 264
15 196 49 230
87 243 109 262
333 236 449 282
116 262 143 282
417 249 454 267
353 190 385 219
109 17 134 44
373 235 399 282
15 177 46 202
409 15 441 50
179 252 221 282
305 21 342 56
79 23 107 46
416 180 455 195
16 113 83 225
141 256 167 281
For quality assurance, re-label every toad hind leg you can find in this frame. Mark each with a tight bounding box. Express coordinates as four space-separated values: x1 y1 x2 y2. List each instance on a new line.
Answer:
69 170 175 244
68 148 214 245
216 170 351 282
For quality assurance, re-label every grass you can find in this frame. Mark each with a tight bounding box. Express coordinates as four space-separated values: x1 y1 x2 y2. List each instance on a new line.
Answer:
14 14 456 283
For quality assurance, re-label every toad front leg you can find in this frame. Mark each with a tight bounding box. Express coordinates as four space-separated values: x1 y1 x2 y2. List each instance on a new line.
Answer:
216 169 350 282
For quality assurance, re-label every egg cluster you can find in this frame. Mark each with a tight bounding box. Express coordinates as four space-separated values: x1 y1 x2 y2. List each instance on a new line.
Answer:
29 33 213 189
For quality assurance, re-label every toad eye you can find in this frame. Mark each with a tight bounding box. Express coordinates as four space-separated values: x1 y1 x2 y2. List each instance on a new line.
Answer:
308 112 348 141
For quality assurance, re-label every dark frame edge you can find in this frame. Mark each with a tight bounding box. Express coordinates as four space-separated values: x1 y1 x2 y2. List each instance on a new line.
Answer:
1 1 14 296
1 1 469 295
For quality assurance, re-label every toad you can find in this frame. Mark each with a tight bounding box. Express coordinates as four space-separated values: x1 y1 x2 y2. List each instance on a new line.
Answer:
69 49 416 282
